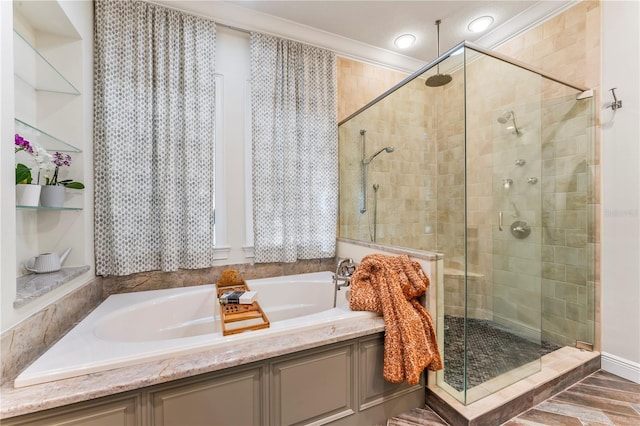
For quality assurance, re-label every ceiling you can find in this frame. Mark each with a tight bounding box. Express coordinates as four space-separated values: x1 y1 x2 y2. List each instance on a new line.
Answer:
158 0 574 69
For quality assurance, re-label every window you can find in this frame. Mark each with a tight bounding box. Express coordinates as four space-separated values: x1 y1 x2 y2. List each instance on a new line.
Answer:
212 27 254 264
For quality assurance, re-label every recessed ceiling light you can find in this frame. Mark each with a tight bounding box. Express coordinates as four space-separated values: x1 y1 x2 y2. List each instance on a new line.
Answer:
394 34 416 49
467 16 494 33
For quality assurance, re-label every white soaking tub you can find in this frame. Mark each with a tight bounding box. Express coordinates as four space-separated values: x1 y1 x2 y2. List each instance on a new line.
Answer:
15 271 377 388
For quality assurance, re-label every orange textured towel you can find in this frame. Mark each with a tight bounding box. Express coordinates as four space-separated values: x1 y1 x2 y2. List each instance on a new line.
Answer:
349 254 443 385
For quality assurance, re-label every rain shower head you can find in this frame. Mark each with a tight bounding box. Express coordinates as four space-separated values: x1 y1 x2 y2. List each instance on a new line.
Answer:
497 110 522 134
363 147 394 165
426 73 453 87
425 20 452 88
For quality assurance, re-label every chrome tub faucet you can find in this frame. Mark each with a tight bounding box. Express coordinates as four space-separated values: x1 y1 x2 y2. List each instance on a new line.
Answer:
333 257 356 307
334 258 356 288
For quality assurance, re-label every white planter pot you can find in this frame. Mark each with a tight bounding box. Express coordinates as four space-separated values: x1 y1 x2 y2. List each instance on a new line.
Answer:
40 185 65 208
16 184 41 207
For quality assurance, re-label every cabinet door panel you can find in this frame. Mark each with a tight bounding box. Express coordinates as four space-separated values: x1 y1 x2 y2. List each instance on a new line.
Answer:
2 395 139 426
271 344 354 425
359 335 422 410
150 367 264 426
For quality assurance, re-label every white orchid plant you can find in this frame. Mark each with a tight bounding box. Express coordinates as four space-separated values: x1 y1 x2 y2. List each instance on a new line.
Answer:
14 134 83 189
15 134 52 185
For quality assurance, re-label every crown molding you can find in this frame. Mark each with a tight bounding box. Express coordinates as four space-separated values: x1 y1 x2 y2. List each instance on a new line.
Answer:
152 0 424 73
153 1 577 74
475 0 578 50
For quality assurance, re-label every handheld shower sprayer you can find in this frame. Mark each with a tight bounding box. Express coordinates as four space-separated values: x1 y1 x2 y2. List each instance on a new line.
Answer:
360 141 395 214
497 110 522 135
363 147 394 165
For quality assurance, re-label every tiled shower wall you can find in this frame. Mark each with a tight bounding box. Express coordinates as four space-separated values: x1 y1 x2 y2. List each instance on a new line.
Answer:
338 78 438 250
493 0 600 347
336 1 600 348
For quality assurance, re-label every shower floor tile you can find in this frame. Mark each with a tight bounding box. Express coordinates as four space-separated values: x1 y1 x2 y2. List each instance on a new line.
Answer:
443 315 561 392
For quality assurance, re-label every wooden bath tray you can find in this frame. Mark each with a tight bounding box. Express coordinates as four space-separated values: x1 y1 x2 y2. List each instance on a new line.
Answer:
215 280 270 336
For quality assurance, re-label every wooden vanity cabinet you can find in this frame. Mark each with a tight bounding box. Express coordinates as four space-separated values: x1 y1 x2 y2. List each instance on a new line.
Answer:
5 333 425 426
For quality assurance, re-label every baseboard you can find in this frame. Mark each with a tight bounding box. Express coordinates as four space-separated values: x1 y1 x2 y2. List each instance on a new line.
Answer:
601 352 640 384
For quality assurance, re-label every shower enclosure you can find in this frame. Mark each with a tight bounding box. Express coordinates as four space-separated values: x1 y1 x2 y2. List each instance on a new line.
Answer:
338 42 595 405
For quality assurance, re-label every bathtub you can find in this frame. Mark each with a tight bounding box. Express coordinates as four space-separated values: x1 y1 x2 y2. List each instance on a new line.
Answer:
15 271 378 388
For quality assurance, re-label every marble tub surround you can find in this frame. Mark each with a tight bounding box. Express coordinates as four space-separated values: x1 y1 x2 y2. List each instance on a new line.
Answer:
102 257 336 296
15 266 91 308
0 309 385 419
1 276 103 387
1 258 335 389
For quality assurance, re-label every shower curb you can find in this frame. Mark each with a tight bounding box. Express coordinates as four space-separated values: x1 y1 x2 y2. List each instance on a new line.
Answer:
424 352 601 426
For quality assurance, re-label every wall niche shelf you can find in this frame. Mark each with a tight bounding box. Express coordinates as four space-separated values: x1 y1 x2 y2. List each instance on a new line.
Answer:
15 265 91 308
15 118 82 153
13 29 81 95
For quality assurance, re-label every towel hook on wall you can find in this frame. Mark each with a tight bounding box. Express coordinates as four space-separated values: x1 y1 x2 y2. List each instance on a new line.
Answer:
607 88 623 110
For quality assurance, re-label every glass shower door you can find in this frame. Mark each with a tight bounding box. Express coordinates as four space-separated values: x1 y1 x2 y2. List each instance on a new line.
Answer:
464 51 544 404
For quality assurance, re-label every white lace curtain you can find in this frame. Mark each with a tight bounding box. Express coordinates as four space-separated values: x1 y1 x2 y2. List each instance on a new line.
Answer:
94 0 216 276
250 33 338 263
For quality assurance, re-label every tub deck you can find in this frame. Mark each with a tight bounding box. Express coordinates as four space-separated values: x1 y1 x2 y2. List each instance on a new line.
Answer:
2 306 384 419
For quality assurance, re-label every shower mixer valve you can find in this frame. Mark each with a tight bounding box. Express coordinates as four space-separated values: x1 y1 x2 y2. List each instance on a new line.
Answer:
510 221 531 239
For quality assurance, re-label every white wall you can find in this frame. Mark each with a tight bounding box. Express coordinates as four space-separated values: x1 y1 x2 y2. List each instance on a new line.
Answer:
601 0 640 383
1 0 94 332
212 27 254 264
0 2 17 332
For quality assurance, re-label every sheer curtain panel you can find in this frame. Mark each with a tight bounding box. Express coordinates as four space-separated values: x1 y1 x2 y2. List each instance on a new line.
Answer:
94 0 216 275
250 33 338 263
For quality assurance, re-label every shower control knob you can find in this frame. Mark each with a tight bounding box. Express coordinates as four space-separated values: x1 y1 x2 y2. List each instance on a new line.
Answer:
510 221 531 239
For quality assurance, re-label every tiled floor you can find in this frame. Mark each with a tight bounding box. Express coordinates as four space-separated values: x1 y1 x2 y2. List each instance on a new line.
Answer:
443 315 560 391
388 370 640 426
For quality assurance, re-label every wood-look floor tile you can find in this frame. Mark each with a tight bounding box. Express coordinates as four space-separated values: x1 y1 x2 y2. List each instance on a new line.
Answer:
535 401 615 425
393 371 639 426
603 411 640 426
570 383 640 404
553 390 640 418
518 408 584 425
388 407 449 426
593 371 636 384
387 409 449 426
582 375 640 395
502 419 541 425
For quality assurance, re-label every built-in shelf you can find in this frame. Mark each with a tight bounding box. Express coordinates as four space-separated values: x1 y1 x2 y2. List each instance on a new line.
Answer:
13 29 81 95
16 205 82 211
15 118 82 153
15 265 91 308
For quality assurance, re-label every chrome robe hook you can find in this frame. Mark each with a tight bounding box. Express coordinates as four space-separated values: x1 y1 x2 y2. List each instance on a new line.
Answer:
608 88 622 110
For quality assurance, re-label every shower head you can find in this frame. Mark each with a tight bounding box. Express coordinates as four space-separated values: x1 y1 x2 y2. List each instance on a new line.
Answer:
497 111 512 124
426 73 453 87
425 20 452 88
497 110 522 134
363 147 394 165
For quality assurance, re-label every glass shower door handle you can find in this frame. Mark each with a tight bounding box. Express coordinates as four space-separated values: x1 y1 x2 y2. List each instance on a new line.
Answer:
499 211 504 231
